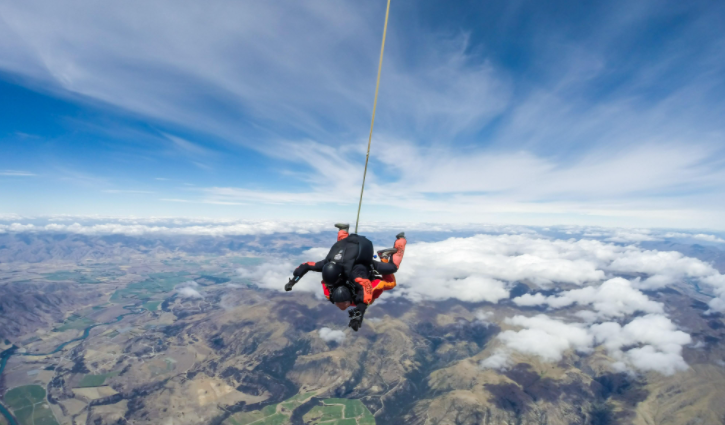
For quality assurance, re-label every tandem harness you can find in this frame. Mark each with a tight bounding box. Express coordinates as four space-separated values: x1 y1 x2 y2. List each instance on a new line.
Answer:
324 234 374 303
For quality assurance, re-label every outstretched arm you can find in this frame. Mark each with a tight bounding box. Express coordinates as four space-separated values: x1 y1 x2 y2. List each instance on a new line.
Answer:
286 260 327 291
293 260 327 277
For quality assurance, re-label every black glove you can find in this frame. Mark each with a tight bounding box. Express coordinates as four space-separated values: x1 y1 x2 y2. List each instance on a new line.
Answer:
293 263 312 278
348 307 364 332
285 276 300 291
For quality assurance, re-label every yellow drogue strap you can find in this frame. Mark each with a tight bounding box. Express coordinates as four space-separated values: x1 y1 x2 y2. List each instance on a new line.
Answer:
355 0 392 234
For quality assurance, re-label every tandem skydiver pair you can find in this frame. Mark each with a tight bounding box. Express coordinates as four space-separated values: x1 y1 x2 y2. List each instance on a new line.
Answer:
285 223 406 331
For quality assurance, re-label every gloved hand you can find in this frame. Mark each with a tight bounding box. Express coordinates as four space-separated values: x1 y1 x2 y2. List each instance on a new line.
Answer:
348 307 364 332
284 276 300 291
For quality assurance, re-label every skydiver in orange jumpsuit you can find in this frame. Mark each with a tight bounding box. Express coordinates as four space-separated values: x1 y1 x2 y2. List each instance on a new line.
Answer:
286 223 406 331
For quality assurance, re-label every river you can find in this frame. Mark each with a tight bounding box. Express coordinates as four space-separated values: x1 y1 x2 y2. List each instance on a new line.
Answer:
0 305 143 424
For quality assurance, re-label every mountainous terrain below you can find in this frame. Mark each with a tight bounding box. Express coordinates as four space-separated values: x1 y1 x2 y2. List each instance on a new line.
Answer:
1 231 725 425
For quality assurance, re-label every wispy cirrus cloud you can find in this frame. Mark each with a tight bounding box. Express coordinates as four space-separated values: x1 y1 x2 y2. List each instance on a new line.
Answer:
102 189 155 194
0 0 724 226
0 170 36 176
0 1 505 143
160 198 244 206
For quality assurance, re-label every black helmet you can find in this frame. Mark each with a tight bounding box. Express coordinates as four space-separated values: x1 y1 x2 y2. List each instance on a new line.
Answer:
331 286 352 303
322 262 343 286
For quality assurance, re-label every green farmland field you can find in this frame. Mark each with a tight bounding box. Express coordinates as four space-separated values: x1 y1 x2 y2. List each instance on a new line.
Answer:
224 392 374 425
77 371 120 388
110 272 190 303
55 315 95 332
42 271 99 284
3 385 59 425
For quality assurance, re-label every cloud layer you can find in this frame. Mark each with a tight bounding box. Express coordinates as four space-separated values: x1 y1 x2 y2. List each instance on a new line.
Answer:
488 313 691 375
393 234 725 313
513 278 664 321
2 215 722 375
229 229 723 375
0 219 332 236
498 315 593 362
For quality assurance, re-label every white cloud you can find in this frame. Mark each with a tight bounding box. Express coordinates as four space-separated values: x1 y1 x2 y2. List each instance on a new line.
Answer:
382 233 712 374
180 142 725 228
4 221 724 312
494 313 691 375
0 1 507 148
707 294 725 313
391 234 607 303
236 248 329 298
102 190 155 194
608 249 717 290
230 231 722 374
0 170 36 176
624 346 689 376
0 217 511 236
318 327 345 344
1 217 714 375
692 234 725 243
497 315 593 362
176 280 203 298
178 287 203 299
0 219 332 236
474 310 494 326
393 233 725 306
479 350 511 370
557 227 725 244
513 278 664 320
0 223 37 232
0 216 536 236
0 2 723 226
164 134 214 157
663 232 725 243
590 314 691 376
605 229 659 243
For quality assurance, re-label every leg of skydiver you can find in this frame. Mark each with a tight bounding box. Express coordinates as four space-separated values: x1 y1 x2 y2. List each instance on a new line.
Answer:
335 223 349 241
374 232 406 285
347 263 373 331
392 232 406 267
374 260 398 275
372 260 397 294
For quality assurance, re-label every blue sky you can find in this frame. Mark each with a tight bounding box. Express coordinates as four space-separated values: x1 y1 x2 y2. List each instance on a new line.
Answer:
1 0 724 228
